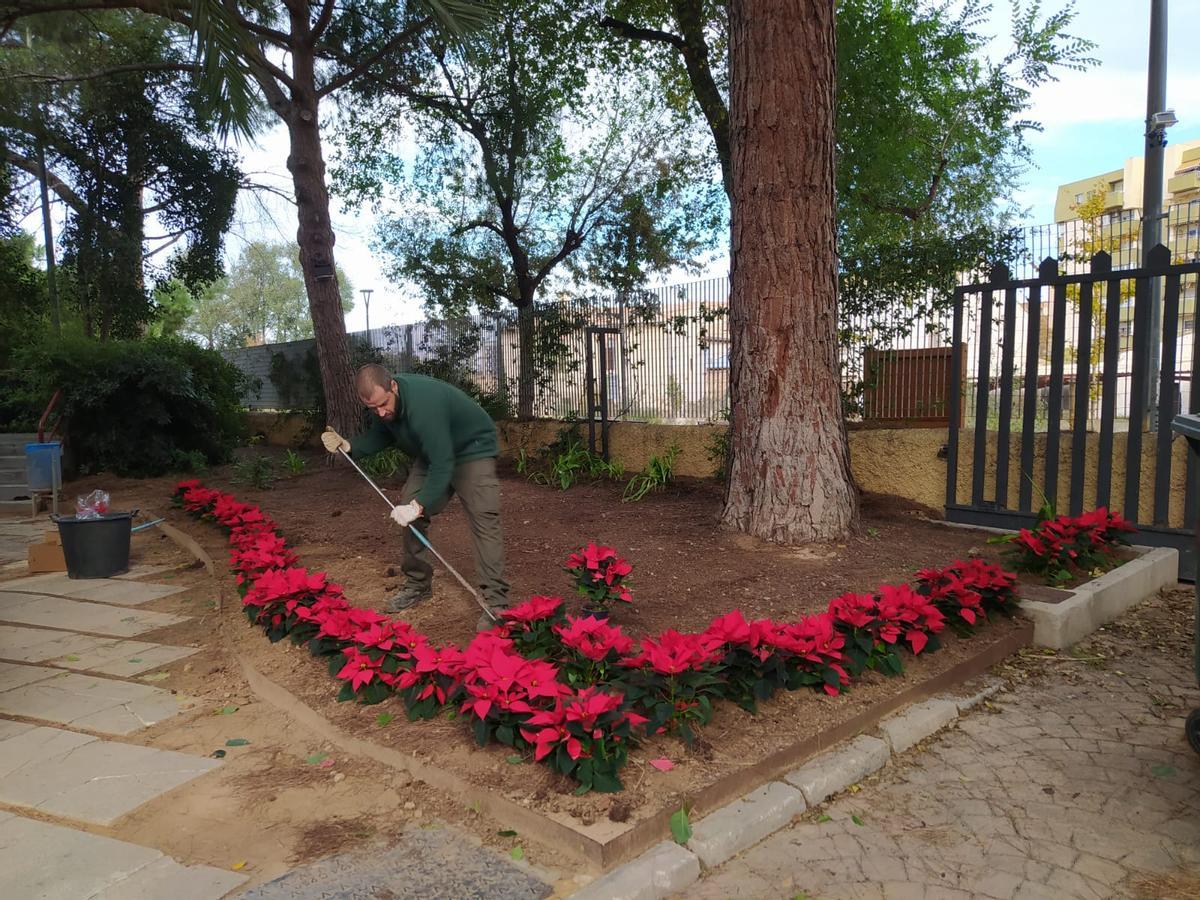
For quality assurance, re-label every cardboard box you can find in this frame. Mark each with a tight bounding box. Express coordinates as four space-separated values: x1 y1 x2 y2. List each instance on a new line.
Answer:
28 541 66 573
42 529 62 546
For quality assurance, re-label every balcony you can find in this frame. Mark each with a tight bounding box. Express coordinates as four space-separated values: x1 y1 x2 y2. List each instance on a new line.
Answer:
1104 189 1125 208
1182 145 1200 166
1169 170 1200 195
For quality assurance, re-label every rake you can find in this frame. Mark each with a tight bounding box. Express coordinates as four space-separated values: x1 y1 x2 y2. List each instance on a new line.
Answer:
337 447 498 623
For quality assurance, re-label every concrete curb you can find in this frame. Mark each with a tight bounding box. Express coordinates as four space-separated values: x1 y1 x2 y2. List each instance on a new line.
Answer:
564 675 1006 899
1019 545 1178 648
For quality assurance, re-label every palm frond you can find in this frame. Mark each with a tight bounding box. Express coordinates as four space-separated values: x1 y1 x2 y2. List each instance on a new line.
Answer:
418 0 497 36
189 0 264 141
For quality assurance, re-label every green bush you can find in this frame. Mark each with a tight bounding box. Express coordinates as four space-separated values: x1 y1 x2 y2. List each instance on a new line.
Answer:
1 336 247 476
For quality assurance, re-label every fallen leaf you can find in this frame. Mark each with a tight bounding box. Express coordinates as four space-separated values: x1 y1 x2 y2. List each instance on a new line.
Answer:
817 814 832 823
215 705 238 716
64 655 81 662
319 758 336 769
670 807 692 845
305 752 328 765
210 749 226 759
141 672 170 682
505 754 524 764
649 757 675 772
231 861 246 871
225 738 250 747
1151 764 1177 778
376 713 394 727
510 846 524 861
851 814 865 826
127 658 143 663
497 829 518 837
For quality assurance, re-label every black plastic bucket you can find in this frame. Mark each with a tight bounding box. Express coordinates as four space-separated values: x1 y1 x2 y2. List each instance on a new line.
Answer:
52 510 137 579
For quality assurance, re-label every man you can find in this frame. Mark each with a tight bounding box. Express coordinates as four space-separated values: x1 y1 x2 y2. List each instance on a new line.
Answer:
321 364 509 629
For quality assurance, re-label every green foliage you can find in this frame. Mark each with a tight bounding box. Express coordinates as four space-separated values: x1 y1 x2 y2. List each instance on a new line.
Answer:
520 423 622 490
622 444 679 502
282 449 307 476
361 447 409 481
669 806 692 845
231 456 277 491
171 448 209 475
336 0 721 414
0 336 246 477
705 424 729 482
0 14 241 338
0 232 48 367
183 241 354 349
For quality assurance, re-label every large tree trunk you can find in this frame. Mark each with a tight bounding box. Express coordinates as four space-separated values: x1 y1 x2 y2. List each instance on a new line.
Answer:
721 0 858 543
284 49 358 435
516 302 535 419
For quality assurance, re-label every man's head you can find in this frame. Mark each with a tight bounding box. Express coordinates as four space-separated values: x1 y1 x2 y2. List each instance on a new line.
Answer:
356 364 399 421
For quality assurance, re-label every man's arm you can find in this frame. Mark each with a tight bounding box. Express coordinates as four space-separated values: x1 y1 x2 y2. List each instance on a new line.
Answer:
348 418 392 459
407 408 455 510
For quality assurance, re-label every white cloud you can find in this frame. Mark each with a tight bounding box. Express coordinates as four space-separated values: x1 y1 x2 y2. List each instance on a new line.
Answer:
1026 69 1200 127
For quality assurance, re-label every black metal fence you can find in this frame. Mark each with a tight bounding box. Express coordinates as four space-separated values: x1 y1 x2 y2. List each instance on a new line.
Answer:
946 244 1200 578
229 211 1200 426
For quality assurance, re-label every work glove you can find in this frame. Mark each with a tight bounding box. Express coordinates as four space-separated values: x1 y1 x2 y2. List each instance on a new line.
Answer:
390 500 423 528
321 427 350 455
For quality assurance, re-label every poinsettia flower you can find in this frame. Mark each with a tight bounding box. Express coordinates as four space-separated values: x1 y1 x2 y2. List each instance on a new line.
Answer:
554 615 635 661
621 630 723 675
500 595 563 625
336 647 382 691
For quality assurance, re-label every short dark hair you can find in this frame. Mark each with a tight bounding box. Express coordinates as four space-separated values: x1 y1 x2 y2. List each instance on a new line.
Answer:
355 364 393 398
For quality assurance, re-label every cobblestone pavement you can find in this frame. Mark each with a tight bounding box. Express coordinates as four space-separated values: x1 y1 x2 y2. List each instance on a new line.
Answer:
682 587 1200 900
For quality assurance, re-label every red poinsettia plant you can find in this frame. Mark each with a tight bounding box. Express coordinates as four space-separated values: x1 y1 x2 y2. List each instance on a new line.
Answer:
175 478 1021 795
995 506 1136 586
565 542 634 614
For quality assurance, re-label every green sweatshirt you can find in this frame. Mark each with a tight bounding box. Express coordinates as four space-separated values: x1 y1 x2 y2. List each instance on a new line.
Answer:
348 373 498 509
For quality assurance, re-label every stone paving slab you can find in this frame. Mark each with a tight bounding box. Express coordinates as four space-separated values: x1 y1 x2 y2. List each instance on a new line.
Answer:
0 623 197 675
0 813 245 900
680 594 1200 899
0 591 188 636
240 824 551 900
0 664 192 734
0 573 188 605
0 723 221 825
0 658 58 691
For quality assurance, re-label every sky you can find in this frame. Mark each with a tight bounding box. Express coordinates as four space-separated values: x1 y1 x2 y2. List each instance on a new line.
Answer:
19 0 1200 332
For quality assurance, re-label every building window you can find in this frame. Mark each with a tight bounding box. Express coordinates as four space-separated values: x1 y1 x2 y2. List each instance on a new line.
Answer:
703 343 730 370
1110 179 1123 192
1075 192 1085 204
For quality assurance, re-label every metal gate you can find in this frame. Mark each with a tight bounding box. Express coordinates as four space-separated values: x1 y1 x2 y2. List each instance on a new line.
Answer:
945 245 1200 578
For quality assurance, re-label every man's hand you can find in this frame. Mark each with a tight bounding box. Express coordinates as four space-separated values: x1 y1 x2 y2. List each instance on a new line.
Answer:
390 500 423 528
321 428 350 455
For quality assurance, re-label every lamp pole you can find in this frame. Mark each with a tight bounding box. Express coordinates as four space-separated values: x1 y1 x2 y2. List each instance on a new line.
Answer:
360 288 374 337
1141 0 1171 431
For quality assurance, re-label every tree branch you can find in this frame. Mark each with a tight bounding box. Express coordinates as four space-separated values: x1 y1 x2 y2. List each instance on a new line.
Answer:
316 15 432 98
5 147 86 214
308 0 335 45
453 218 506 238
2 61 200 83
598 15 685 51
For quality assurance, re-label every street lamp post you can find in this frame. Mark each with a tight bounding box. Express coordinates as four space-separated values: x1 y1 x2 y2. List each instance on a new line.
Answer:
360 288 374 337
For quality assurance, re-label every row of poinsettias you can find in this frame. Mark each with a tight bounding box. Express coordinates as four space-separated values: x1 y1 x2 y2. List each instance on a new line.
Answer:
173 480 1019 794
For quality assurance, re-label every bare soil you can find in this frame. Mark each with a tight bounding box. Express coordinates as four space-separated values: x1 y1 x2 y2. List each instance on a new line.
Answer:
56 453 1029 854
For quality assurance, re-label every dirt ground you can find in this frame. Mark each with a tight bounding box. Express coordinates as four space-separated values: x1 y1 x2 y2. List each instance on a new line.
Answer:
51 451 1033 857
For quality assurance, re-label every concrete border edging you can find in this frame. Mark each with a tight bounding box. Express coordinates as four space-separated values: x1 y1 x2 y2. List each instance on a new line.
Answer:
1019 545 1178 648
565 676 1007 898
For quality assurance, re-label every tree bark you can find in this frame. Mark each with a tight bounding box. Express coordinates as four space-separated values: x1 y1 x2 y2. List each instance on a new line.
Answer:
721 0 858 543
516 301 535 419
283 40 358 434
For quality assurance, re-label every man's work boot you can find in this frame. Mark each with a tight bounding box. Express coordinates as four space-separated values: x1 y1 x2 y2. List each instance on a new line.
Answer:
385 584 433 613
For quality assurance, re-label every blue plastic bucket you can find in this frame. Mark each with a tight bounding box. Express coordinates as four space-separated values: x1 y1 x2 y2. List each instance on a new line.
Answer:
25 442 62 492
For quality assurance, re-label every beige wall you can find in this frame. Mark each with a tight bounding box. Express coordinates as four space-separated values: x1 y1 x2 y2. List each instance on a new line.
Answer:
247 413 1188 526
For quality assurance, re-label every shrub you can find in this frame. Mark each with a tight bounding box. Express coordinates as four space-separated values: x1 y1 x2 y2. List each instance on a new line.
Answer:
994 507 1136 585
233 456 277 490
2 336 246 476
623 444 680 502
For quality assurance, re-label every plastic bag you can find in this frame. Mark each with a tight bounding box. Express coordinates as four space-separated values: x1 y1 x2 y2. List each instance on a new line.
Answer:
75 490 111 520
